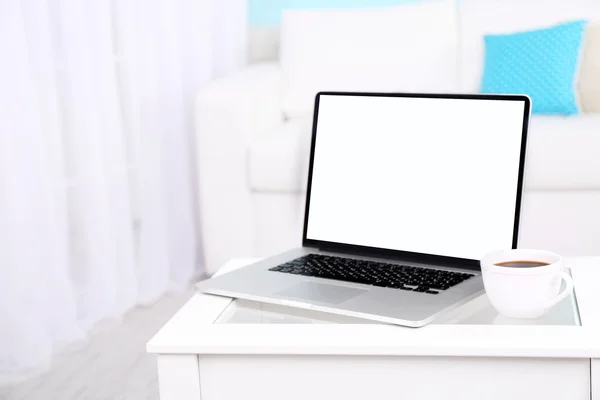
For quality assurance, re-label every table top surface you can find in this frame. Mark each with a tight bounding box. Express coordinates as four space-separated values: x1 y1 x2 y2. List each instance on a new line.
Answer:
147 257 600 358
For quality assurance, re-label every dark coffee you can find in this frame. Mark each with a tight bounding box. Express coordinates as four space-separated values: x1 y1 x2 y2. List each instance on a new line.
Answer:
495 260 550 268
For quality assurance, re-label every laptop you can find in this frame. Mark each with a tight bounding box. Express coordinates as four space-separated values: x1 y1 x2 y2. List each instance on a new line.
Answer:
196 92 531 327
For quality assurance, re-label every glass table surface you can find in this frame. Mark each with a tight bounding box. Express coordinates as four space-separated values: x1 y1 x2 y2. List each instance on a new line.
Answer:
215 282 580 327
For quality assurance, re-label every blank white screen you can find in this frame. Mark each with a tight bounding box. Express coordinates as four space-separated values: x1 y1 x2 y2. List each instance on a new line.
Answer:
306 94 526 260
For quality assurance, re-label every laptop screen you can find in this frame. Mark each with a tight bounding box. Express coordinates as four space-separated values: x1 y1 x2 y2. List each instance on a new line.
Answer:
304 93 529 261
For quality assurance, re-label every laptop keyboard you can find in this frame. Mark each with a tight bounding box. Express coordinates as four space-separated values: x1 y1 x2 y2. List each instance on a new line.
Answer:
268 254 475 295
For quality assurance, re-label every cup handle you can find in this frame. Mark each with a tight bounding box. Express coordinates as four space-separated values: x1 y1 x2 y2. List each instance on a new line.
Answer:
546 271 574 308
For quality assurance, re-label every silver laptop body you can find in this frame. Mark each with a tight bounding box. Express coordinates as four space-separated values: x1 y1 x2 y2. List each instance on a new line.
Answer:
196 92 531 327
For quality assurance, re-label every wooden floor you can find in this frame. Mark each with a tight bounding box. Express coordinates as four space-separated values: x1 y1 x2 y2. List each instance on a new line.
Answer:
0 290 193 400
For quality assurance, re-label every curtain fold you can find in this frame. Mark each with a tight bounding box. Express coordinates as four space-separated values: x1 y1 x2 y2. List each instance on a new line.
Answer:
0 0 247 384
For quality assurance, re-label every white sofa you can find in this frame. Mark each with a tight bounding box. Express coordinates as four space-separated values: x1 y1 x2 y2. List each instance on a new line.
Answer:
196 0 600 275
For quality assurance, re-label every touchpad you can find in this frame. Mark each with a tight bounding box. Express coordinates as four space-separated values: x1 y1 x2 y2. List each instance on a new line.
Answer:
276 282 367 305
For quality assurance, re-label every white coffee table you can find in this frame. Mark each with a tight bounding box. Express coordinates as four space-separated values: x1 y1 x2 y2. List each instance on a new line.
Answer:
148 257 600 400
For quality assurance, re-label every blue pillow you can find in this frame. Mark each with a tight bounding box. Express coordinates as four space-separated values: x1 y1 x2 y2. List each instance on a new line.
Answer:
480 20 588 115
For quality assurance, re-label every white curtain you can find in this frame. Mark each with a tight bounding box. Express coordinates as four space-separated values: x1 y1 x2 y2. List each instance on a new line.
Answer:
0 0 247 384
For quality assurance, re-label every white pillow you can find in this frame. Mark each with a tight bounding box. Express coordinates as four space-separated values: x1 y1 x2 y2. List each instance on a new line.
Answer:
279 2 459 119
458 0 600 93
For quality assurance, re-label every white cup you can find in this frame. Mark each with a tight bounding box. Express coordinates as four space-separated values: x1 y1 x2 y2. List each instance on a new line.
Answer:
480 249 574 319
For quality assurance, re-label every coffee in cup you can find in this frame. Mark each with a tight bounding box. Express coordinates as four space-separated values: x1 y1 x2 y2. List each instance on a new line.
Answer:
494 260 549 268
480 249 573 319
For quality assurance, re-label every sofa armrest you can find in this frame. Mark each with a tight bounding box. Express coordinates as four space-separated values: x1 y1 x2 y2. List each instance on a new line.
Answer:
197 62 283 143
195 62 283 275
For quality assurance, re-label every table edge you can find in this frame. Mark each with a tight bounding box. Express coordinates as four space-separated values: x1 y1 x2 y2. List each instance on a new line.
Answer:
147 257 600 357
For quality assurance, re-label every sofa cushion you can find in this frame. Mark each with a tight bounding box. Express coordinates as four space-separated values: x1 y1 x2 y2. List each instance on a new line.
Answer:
524 114 600 190
580 21 600 113
249 115 600 193
249 27 280 63
279 1 459 119
480 20 588 116
248 117 312 193
459 0 600 94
